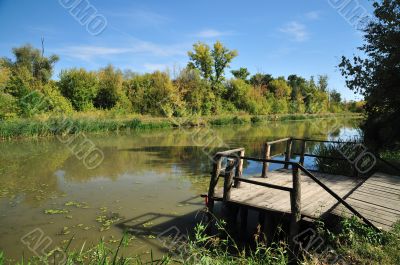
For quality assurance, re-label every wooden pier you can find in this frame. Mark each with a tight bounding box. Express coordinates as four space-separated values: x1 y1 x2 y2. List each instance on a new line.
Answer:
205 138 400 235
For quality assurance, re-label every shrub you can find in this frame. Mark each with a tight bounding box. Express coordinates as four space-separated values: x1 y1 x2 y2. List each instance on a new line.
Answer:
125 71 184 117
175 68 215 115
94 64 125 110
42 81 73 114
225 79 270 114
0 92 18 119
58 68 99 111
271 97 288 114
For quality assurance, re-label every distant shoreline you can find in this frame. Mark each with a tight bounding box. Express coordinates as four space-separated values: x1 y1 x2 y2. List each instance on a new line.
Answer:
0 112 363 140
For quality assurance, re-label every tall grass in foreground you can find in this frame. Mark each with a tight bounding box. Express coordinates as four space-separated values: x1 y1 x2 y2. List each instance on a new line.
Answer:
305 218 400 265
1 217 398 265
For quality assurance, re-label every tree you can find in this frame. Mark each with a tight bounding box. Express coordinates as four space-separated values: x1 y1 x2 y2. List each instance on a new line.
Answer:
58 68 99 111
287 74 307 100
187 42 213 80
268 77 292 99
125 71 184 117
330 90 341 103
317 75 328 92
94 64 124 109
174 68 214 115
249 73 273 87
3 44 59 84
339 0 400 147
231 67 250 80
188 41 237 93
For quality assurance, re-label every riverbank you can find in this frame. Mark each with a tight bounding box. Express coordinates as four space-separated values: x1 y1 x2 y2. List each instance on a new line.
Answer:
0 112 362 140
0 218 398 264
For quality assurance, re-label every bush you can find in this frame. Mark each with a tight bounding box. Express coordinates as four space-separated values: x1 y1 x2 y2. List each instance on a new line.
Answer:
271 97 288 114
42 82 73 114
225 79 270 114
58 68 99 111
94 65 126 110
125 71 184 117
0 92 18 119
175 68 215 115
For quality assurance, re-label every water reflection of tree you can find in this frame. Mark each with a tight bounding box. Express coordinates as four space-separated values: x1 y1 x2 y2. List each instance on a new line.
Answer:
0 139 71 205
0 118 360 204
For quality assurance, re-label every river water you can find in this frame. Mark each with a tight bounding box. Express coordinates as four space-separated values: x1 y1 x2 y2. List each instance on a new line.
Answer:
0 118 361 262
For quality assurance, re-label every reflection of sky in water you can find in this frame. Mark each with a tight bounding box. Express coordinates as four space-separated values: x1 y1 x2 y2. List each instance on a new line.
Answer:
330 127 361 141
0 119 363 260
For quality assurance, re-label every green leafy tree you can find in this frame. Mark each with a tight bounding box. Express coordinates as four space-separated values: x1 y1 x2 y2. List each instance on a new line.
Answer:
225 79 270 114
125 71 184 117
339 0 400 146
58 68 99 111
317 75 329 92
330 90 342 103
287 74 307 100
94 64 125 109
268 77 292 99
188 41 237 94
249 73 273 86
231 67 250 81
174 68 214 115
2 44 59 84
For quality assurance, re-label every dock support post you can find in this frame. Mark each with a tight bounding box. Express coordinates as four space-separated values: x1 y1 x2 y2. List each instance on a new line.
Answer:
207 154 222 232
234 150 245 188
223 159 235 201
289 164 301 263
239 207 248 239
299 140 306 166
284 138 293 169
261 143 271 178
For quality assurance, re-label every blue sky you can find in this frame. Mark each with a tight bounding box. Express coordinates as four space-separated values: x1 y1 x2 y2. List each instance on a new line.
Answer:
0 0 374 100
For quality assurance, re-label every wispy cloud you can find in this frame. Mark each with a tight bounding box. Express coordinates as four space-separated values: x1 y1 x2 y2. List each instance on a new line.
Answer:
279 21 309 42
54 41 188 61
143 63 170 72
106 10 169 27
305 11 321 20
192 29 234 38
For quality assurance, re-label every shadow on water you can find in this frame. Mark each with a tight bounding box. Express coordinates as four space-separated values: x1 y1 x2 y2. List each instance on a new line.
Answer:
116 196 207 252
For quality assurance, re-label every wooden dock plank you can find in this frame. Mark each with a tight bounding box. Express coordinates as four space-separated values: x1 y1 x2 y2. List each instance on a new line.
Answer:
212 170 400 231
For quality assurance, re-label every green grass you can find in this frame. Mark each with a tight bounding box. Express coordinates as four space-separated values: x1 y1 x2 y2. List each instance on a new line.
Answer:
0 112 362 140
0 217 398 265
306 217 400 265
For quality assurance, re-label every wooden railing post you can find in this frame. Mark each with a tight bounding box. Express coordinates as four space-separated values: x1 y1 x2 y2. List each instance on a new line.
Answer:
234 150 245 188
299 140 306 166
261 143 271 178
223 159 235 201
284 138 293 169
290 164 301 262
207 154 222 219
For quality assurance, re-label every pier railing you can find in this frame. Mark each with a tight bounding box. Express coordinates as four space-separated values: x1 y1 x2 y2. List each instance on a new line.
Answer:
206 147 379 234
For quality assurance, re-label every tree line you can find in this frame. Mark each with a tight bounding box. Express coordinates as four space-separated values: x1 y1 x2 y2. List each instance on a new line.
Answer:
0 41 358 120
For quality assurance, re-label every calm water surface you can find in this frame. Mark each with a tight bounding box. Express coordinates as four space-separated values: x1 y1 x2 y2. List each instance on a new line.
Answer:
0 118 361 261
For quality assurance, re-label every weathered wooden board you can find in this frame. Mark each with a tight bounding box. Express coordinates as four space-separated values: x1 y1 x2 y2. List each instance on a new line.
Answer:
212 170 400 231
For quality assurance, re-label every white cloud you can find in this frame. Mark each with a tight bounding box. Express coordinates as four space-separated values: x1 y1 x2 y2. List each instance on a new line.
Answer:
106 10 169 27
193 29 234 38
143 63 170 72
305 11 321 20
279 21 309 42
54 41 188 61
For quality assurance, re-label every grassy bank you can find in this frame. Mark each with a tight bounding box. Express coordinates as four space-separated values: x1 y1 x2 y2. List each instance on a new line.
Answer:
0 112 362 140
0 218 398 264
